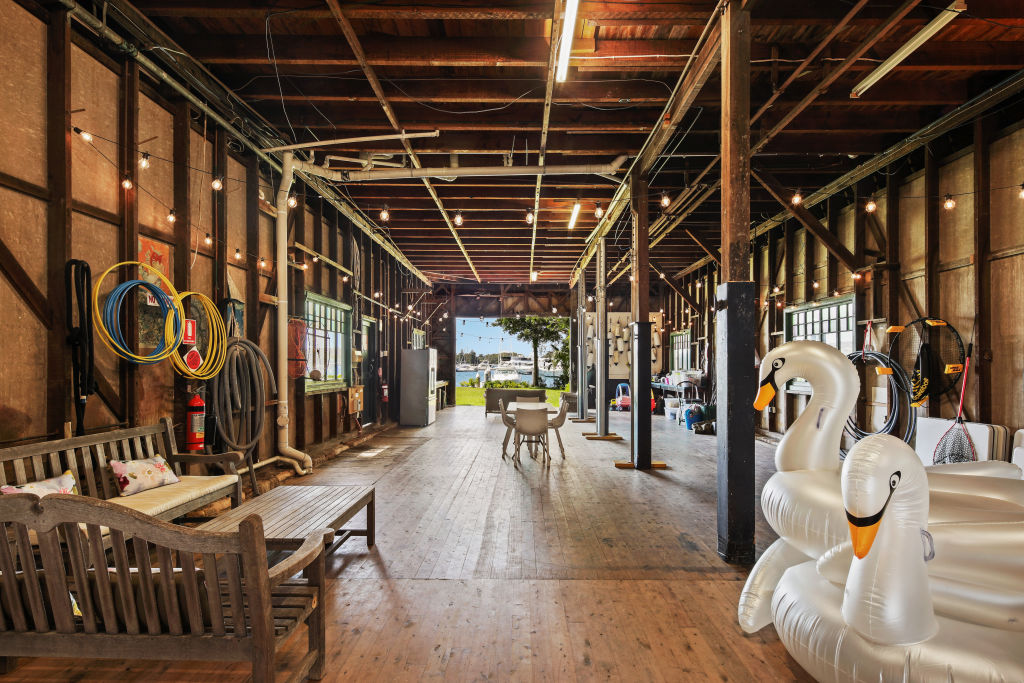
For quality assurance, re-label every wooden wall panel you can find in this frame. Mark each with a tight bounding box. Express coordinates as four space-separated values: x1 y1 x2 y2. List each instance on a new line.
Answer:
836 205 854 284
938 266 976 419
938 152 974 265
137 96 174 239
191 253 214 298
0 188 47 290
793 228 806 303
989 127 1024 254
990 258 1023 432
0 0 46 187
188 131 213 243
0 278 47 441
70 45 119 215
899 174 926 276
226 156 246 258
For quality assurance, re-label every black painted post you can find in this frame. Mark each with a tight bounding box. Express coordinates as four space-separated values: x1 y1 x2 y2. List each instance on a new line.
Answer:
595 238 609 437
715 281 756 564
630 321 652 468
576 269 589 419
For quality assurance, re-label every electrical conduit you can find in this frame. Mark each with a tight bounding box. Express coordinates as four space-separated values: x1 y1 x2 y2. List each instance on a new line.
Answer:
275 152 312 474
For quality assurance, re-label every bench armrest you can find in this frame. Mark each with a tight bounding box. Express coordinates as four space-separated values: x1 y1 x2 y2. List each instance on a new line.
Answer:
166 450 245 470
267 528 335 587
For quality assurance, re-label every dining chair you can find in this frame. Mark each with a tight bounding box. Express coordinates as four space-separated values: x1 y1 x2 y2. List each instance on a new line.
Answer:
498 399 516 459
514 408 549 462
548 400 568 457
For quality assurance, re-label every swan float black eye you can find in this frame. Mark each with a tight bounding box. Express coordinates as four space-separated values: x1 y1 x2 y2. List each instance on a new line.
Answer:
754 357 785 410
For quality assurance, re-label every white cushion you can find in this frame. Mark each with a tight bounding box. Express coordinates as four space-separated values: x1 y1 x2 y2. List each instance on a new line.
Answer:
107 475 238 518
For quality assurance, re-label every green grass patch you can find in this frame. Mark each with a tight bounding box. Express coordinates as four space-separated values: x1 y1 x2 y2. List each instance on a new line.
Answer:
455 386 564 407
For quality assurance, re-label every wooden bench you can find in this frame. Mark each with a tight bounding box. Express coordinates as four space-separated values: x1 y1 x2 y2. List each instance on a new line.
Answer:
200 485 374 554
0 493 333 681
0 418 243 521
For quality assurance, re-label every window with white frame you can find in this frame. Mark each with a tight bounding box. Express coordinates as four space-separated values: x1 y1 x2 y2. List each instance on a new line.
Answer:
670 330 691 371
303 292 352 391
784 295 856 392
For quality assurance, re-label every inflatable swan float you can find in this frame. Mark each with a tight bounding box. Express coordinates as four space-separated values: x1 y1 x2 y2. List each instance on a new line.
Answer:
739 341 1024 633
772 435 1024 682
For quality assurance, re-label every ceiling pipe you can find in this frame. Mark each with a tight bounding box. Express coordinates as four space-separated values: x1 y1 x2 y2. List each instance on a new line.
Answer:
294 155 628 182
261 130 439 153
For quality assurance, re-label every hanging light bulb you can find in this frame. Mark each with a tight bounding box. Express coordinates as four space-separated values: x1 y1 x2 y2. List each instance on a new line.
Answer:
772 285 780 294
525 210 534 225
833 289 840 297
696 281 702 288
587 294 594 303
166 209 176 223
659 271 665 279
287 195 297 208
812 280 820 289
551 306 557 314
660 192 671 209
138 152 150 169
312 255 319 263
379 205 390 222
342 274 349 282
776 300 783 309
852 271 863 280
211 176 224 191
453 210 463 226
204 233 212 246
865 197 877 213
1019 182 1024 199
531 271 539 282
73 127 93 143
629 274 635 282
373 291 381 298
791 189 803 206
943 194 956 210
407 304 413 310
234 248 242 260
121 176 133 190
594 203 604 219
258 256 266 269
301 261 308 270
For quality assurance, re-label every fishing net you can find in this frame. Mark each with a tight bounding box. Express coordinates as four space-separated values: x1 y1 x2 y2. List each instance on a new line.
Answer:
933 419 977 464
887 317 964 406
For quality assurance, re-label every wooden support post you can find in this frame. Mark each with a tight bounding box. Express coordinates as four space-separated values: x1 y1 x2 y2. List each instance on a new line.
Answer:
972 117 992 424
629 174 653 468
885 166 901 324
172 99 193 443
213 130 228 304
923 144 940 416
586 237 620 440
825 197 839 295
575 269 590 420
717 0 756 565
327 206 340 436
46 10 73 436
119 59 140 426
244 157 260 342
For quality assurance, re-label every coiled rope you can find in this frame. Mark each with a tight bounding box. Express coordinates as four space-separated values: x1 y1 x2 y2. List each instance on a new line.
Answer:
171 291 227 380
92 261 184 364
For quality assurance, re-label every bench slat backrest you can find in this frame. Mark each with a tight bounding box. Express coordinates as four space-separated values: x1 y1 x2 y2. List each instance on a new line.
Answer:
0 494 268 641
0 420 181 501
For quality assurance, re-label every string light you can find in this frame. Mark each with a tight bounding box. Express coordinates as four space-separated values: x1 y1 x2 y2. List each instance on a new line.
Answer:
943 194 956 210
629 274 635 282
121 176 133 190
287 195 297 208
594 203 604 219
380 205 390 222
660 192 670 208
301 261 308 270
138 152 151 169
865 197 877 213
525 210 534 225
812 280 819 289
166 209 176 223
258 256 266 268
342 274 349 282
833 289 840 297
73 127 93 143
587 294 594 302
776 301 783 309
453 210 464 226
204 233 212 246
696 281 701 288
659 272 665 279
234 248 242 260
852 271 863 280
551 306 557 314
791 190 803 206
211 177 224 191
312 255 319 263
1019 182 1024 199
373 291 381 298
531 271 539 282
772 285 780 294
407 304 413 310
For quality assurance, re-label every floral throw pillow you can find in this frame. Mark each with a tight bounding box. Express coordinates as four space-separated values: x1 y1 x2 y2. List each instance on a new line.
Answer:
1 470 78 496
109 456 179 497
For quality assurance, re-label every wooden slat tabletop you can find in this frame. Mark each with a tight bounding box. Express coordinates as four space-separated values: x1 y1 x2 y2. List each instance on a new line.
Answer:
199 485 373 543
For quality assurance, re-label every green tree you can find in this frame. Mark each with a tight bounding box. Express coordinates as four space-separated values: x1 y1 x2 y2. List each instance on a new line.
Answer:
493 316 569 387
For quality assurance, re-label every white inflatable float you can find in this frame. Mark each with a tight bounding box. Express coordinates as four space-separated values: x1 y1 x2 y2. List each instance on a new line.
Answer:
741 341 1024 680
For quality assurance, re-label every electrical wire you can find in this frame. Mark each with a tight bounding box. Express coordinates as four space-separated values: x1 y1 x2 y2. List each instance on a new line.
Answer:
170 292 227 380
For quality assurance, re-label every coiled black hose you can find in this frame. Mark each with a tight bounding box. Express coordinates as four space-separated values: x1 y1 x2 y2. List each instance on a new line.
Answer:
209 338 277 494
842 350 917 454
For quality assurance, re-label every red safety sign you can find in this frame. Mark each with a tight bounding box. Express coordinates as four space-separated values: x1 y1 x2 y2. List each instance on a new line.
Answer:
183 319 197 345
184 348 203 370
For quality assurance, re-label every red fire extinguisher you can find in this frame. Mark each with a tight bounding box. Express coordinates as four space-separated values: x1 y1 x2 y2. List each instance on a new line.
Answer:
381 383 389 402
185 393 206 452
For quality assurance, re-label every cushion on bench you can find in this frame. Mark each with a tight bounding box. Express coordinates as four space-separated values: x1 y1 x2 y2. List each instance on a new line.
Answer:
107 474 239 518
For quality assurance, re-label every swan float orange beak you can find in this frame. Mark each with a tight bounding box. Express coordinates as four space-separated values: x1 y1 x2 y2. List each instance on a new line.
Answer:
845 473 898 559
753 361 782 410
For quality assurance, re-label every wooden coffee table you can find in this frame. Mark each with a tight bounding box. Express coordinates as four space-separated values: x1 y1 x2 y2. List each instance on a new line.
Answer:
199 484 374 554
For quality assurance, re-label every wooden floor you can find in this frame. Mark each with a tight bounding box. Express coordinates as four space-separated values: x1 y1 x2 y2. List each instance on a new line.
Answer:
7 408 811 682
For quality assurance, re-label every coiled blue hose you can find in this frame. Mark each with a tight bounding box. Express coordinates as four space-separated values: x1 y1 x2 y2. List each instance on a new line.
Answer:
102 280 183 364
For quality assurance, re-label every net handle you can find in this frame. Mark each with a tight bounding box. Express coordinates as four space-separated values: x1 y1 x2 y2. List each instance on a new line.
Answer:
954 348 971 419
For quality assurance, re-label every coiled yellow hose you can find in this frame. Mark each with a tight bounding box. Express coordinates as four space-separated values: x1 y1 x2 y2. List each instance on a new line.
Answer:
171 291 227 380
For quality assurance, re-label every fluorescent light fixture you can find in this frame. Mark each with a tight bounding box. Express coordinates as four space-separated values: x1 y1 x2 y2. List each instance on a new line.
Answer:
567 201 582 230
850 1 965 99
555 0 580 83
